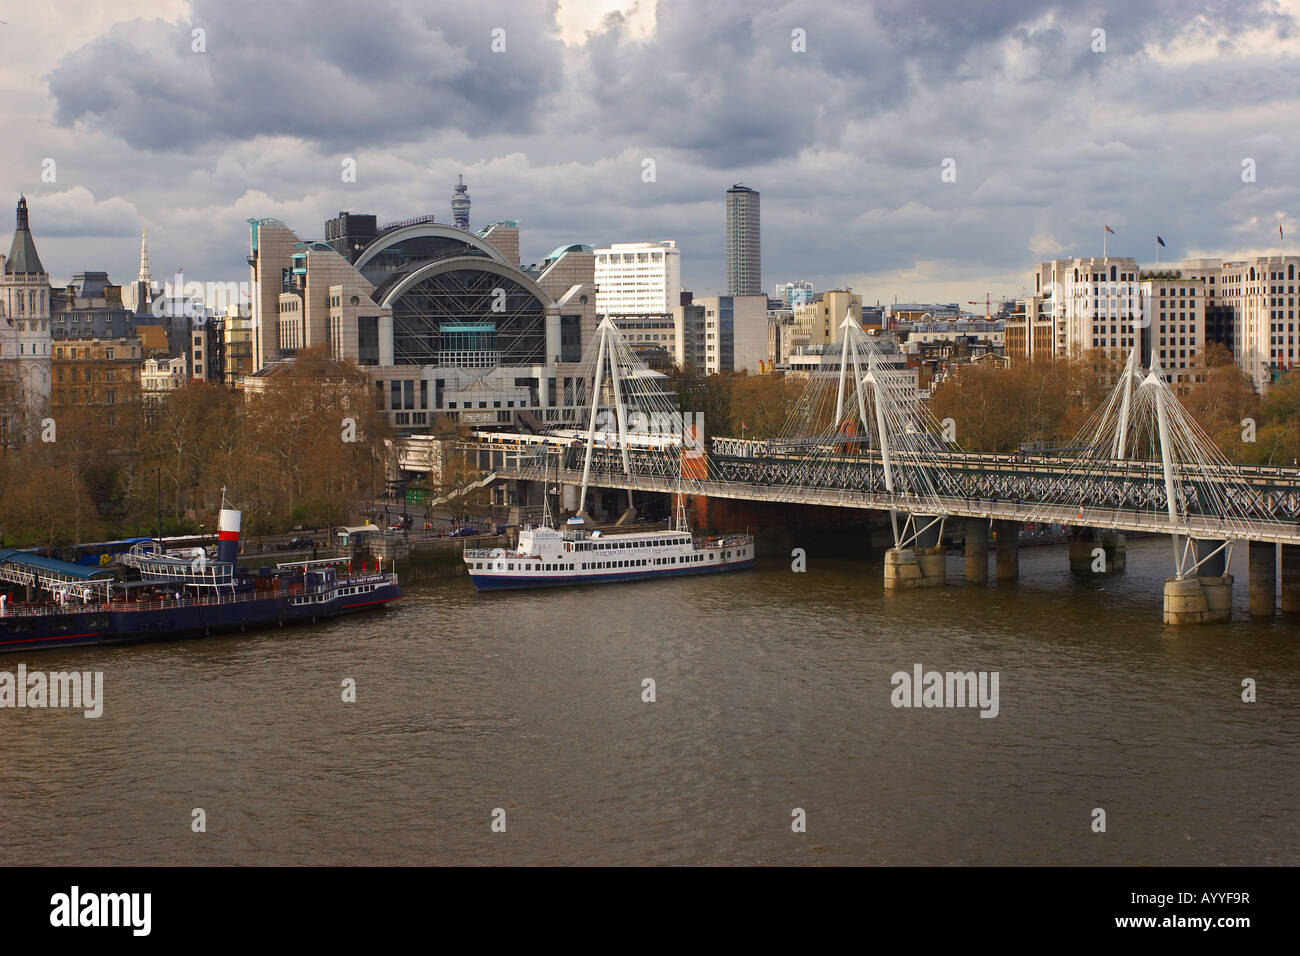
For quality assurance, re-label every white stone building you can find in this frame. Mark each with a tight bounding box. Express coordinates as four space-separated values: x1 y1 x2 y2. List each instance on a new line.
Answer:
594 241 680 316
0 196 53 442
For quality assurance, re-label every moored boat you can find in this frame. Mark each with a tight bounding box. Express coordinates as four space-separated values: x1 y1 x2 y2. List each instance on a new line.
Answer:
0 505 400 653
464 523 754 591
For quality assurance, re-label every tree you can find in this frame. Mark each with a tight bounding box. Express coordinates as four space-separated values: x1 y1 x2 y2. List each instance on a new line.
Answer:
1182 345 1260 462
1255 369 1300 466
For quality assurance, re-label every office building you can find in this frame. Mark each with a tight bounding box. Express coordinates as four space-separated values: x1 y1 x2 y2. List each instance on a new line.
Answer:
725 185 761 296
594 241 680 315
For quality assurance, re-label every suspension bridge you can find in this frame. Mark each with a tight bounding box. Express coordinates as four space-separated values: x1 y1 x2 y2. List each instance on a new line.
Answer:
458 317 1300 625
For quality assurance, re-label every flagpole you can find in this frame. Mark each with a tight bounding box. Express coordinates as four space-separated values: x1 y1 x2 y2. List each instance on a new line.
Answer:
1155 236 1159 267
1103 227 1107 259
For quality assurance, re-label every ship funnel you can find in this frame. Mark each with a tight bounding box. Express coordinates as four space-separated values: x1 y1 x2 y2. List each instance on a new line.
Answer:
217 508 242 565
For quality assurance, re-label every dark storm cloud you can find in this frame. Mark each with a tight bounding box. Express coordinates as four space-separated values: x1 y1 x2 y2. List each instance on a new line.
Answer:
48 0 565 151
24 0 1300 297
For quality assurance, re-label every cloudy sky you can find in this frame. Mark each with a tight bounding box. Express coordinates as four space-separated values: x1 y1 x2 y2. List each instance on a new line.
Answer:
2 0 1297 306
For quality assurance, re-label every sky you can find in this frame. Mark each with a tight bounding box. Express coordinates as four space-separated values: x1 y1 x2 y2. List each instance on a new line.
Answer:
2 0 1298 306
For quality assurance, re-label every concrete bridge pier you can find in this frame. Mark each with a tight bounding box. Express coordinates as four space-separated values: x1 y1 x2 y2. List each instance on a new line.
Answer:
1068 527 1094 572
1101 532 1127 572
1164 575 1233 625
1282 544 1300 614
994 520 1019 581
1248 541 1277 617
884 547 946 589
912 515 946 586
882 515 945 590
1163 539 1234 625
1068 528 1126 573
964 518 988 584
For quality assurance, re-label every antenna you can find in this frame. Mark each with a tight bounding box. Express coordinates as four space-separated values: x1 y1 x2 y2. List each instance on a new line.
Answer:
542 450 553 528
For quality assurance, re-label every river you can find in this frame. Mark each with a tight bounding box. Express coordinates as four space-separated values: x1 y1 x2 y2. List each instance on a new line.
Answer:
2 535 1295 865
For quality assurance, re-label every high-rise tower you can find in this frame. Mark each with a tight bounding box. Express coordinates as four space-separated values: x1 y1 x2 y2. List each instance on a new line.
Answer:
452 175 471 230
725 184 761 296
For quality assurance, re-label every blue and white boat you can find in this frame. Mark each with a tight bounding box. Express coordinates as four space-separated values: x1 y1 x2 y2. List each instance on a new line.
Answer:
0 504 400 653
463 524 754 591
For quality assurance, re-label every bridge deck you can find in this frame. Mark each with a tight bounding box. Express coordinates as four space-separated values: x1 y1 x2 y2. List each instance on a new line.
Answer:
460 440 1300 546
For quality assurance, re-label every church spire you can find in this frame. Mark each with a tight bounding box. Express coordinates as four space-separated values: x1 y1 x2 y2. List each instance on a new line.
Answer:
139 229 151 284
5 195 45 276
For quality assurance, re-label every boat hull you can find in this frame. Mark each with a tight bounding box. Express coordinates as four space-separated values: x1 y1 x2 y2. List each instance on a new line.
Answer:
469 557 754 591
0 581 402 653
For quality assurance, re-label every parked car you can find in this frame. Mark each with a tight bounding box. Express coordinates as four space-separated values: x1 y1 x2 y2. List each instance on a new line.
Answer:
448 526 479 538
286 536 313 550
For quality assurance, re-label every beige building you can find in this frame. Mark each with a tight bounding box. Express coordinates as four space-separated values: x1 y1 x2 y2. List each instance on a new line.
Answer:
1029 256 1142 358
533 243 596 363
271 240 392 366
479 221 521 268
1178 256 1298 390
676 295 768 374
1005 295 1056 360
223 307 254 378
781 290 863 362
1139 276 1204 383
141 355 187 400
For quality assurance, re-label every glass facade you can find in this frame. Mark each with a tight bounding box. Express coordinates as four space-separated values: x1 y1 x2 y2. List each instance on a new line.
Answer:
389 268 545 367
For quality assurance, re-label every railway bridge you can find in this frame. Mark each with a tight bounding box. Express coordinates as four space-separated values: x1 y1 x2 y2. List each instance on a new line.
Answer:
458 318 1300 625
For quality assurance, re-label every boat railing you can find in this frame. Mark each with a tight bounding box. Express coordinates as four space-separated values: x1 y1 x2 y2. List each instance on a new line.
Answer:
698 534 754 548
119 545 236 587
463 548 507 559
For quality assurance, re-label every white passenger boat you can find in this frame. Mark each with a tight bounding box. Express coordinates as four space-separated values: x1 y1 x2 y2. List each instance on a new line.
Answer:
463 524 754 591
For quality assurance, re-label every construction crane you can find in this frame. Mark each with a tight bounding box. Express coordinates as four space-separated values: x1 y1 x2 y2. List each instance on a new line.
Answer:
966 293 1007 319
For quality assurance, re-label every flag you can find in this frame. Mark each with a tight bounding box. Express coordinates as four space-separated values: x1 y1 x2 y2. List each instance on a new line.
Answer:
1105 225 1116 235
1281 224 1285 241
1157 235 1166 247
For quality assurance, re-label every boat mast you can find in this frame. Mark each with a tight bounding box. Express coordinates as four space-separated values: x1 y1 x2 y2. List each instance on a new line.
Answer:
542 447 554 528
675 428 689 533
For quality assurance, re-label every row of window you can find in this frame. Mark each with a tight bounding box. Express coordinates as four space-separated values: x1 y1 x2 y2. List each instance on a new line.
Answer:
56 368 128 383
5 290 45 315
574 536 690 552
54 389 119 403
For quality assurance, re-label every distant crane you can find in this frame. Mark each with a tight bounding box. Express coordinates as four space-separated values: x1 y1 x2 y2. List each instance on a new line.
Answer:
967 293 993 319
966 293 1009 319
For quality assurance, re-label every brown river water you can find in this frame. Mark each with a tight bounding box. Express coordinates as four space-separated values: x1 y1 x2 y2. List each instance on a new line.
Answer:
1 536 1296 865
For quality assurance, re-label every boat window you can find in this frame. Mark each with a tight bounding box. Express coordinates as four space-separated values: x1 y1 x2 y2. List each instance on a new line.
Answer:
508 563 515 570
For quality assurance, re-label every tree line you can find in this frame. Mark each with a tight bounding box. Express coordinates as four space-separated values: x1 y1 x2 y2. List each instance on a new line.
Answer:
667 347 1298 465
0 347 391 549
928 344 1300 464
